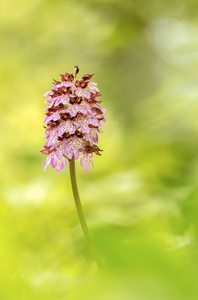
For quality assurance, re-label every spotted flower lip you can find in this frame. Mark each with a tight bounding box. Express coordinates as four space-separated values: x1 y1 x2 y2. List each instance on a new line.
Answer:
41 67 106 172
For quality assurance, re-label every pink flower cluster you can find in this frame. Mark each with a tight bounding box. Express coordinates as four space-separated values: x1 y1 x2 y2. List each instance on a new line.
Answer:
41 68 106 171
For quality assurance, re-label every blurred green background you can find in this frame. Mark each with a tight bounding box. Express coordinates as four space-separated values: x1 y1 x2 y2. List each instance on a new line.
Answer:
1 0 198 299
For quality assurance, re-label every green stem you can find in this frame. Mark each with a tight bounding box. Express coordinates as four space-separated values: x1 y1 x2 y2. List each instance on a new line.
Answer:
69 158 99 265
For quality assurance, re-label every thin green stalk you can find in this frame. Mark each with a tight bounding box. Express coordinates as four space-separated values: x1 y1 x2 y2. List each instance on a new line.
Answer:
69 157 100 266
69 157 91 244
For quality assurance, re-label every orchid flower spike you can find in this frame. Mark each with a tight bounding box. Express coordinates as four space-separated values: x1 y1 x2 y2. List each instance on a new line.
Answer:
41 67 106 172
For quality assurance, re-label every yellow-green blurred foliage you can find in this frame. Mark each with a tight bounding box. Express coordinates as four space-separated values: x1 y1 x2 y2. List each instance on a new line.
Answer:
1 0 198 299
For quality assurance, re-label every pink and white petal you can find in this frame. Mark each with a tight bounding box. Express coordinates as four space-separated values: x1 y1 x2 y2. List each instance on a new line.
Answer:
80 101 93 114
51 84 59 91
66 105 78 117
44 115 53 123
64 81 75 88
84 91 91 99
55 156 67 172
44 112 60 123
84 129 98 145
80 154 93 172
58 120 76 136
61 95 70 105
45 150 67 172
89 117 100 128
75 88 91 99
76 121 89 133
65 104 86 117
63 137 82 160
70 85 77 91
45 129 59 146
52 111 61 121
73 149 80 160
88 82 99 93
50 157 56 168
54 95 70 106
45 97 53 104
56 82 64 88
56 81 75 89
63 141 73 159
43 155 52 171
44 91 53 97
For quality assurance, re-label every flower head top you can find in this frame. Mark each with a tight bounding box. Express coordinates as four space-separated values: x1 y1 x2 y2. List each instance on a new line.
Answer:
41 67 106 172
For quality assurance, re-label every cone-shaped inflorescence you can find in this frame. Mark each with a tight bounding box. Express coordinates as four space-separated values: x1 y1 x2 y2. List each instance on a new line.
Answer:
41 67 106 171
